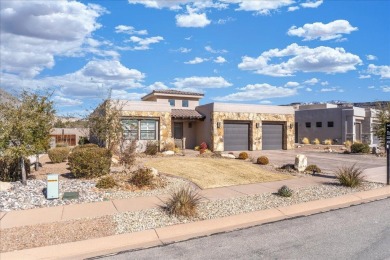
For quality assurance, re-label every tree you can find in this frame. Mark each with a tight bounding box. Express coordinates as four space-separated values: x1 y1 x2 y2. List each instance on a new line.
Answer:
0 91 55 184
374 103 390 147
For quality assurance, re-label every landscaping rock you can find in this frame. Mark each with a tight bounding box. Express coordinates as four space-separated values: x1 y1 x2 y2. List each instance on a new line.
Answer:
294 154 307 172
162 151 174 156
149 167 159 177
221 153 236 159
0 181 12 191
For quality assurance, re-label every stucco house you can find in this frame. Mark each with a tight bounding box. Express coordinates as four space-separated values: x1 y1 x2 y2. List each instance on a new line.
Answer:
295 103 379 145
113 90 294 151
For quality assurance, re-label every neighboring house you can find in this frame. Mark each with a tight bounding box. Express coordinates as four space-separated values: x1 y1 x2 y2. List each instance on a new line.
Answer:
295 103 379 145
50 128 89 147
110 90 294 151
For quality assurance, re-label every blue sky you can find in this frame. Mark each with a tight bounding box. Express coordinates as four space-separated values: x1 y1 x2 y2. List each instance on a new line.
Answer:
1 0 389 116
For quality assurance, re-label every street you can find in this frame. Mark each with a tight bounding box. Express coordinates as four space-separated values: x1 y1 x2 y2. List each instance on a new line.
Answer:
98 198 390 260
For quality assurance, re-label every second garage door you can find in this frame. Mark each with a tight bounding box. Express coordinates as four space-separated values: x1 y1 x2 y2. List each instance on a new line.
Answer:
224 122 249 151
262 123 283 150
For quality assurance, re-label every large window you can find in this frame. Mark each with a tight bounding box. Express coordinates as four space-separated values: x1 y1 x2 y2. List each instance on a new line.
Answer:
182 100 189 107
169 99 175 107
122 119 157 140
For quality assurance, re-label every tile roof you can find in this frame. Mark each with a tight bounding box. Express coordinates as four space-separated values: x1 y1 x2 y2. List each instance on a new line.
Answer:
171 109 205 119
152 89 204 96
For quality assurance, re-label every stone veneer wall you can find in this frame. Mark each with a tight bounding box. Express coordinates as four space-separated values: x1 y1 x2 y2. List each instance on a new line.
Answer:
212 112 294 151
120 111 172 149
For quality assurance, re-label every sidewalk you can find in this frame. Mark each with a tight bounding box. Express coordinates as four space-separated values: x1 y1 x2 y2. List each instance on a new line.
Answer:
0 175 332 230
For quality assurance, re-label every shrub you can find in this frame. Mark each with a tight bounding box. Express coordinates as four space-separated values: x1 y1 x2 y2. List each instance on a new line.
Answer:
194 146 200 151
72 143 99 152
335 164 365 188
145 141 159 155
277 185 293 197
68 147 112 178
305 164 321 174
173 147 181 154
323 139 332 145
257 156 269 165
344 140 352 148
120 140 137 169
164 141 175 151
302 137 310 144
56 142 68 147
280 164 296 172
78 136 90 145
130 167 154 188
48 147 70 163
96 176 116 189
164 187 201 217
351 142 370 154
312 138 320 145
0 156 31 182
200 142 207 150
238 152 249 160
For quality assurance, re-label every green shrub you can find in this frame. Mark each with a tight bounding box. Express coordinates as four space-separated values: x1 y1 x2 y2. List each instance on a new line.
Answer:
145 141 159 155
78 136 90 145
48 147 70 163
164 187 201 217
238 152 249 160
130 167 154 188
305 164 321 174
335 164 365 188
96 176 117 189
351 142 370 154
72 143 99 152
257 156 269 165
56 142 68 147
68 147 112 178
277 185 293 197
0 156 31 182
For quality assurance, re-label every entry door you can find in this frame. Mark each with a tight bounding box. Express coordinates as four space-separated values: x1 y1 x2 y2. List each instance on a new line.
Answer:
355 122 362 141
174 122 183 139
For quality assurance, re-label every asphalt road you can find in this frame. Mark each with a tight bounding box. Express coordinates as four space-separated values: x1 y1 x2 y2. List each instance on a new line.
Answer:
98 198 390 260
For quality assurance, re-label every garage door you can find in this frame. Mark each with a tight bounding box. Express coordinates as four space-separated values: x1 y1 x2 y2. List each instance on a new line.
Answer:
224 123 249 151
262 124 283 150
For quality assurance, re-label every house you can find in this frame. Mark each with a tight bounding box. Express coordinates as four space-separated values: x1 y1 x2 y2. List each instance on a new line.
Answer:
113 90 294 151
295 103 379 145
50 128 89 147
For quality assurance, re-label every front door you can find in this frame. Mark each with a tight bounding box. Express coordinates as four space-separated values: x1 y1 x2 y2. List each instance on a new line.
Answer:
355 122 362 142
174 122 183 139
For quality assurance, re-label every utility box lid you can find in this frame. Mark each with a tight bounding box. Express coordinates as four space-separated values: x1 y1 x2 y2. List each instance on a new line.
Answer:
46 174 59 200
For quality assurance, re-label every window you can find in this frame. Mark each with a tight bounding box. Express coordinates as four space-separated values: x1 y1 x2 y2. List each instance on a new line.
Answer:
182 100 189 107
122 119 157 140
305 122 311 128
316 122 322 127
328 121 334 127
169 99 175 107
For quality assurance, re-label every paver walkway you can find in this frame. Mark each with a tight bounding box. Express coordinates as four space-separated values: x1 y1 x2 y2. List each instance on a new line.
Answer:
0 175 334 230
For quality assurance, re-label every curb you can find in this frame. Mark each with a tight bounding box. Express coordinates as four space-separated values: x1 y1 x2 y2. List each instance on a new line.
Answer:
1 186 390 260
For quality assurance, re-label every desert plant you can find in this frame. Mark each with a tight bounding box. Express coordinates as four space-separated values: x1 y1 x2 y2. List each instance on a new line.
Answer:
351 142 370 154
312 138 320 145
305 164 322 174
73 143 99 151
344 140 352 148
200 142 207 150
194 146 200 151
68 146 112 178
48 147 70 163
120 140 137 169
56 142 68 147
323 139 332 145
164 141 175 151
0 155 31 182
257 156 269 165
279 164 296 172
238 152 249 160
130 167 154 188
277 185 293 197
145 141 159 155
96 176 117 189
335 164 365 187
173 147 181 154
302 137 310 144
164 187 201 217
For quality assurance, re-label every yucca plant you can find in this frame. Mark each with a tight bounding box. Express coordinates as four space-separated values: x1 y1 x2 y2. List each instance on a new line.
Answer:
164 187 201 217
277 185 293 197
335 164 365 188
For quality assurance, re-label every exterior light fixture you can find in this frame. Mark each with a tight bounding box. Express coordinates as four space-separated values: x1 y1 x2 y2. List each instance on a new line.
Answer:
256 123 260 128
290 123 293 129
217 122 221 128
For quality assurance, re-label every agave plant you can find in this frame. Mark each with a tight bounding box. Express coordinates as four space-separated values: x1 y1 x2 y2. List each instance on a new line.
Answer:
277 185 293 197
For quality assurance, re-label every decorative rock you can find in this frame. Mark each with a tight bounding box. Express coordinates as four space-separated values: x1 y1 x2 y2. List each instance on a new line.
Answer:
149 167 159 177
111 157 119 164
221 153 236 159
324 148 333 153
294 154 307 172
162 151 174 156
0 182 12 191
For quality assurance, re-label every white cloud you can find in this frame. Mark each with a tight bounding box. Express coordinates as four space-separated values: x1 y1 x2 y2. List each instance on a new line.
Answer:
214 56 227 63
260 100 272 104
306 87 312 92
172 47 192 53
52 96 83 107
238 43 362 76
172 76 232 89
205 45 228 54
214 83 297 101
303 78 319 85
147 82 169 90
111 90 146 100
359 74 371 79
184 57 208 64
381 86 390 92
0 1 105 77
300 0 323 8
185 35 193 40
216 17 235 24
285 81 300 87
366 55 377 61
127 36 164 50
222 0 294 15
287 20 358 41
320 87 343 92
115 25 148 35
127 0 192 10
176 11 211 28
288 6 300 12
367 64 390 79
321 81 329 86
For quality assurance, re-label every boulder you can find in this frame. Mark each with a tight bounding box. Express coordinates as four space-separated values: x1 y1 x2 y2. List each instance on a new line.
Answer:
162 151 174 156
221 153 236 159
149 167 159 177
0 181 12 191
294 154 307 173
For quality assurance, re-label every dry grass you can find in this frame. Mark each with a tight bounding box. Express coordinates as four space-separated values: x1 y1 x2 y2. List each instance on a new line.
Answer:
145 157 293 189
